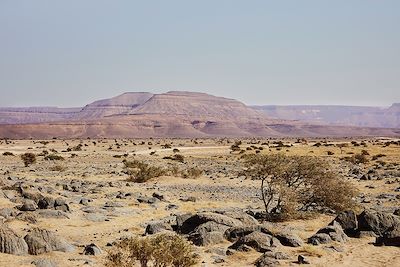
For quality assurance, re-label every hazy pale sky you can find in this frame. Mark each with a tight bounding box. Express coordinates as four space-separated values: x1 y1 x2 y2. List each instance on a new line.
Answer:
0 0 399 107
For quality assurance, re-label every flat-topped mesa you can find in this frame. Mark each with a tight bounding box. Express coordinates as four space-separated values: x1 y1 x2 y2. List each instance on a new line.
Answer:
75 92 154 119
129 91 265 120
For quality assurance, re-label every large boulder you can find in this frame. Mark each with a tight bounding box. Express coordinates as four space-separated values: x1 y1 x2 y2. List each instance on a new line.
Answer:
145 221 173 235
308 221 348 245
19 199 38 211
24 228 74 255
376 224 400 246
0 224 28 255
188 221 229 246
274 230 303 247
222 211 258 225
331 210 358 236
229 231 280 253
224 225 268 242
179 212 243 234
357 210 400 236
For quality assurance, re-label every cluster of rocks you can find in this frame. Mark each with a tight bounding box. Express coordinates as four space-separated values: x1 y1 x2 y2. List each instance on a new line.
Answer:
309 210 400 247
145 210 305 266
0 224 74 255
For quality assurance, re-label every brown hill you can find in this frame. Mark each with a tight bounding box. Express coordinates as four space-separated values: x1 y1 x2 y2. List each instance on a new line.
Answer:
75 92 154 119
0 91 398 138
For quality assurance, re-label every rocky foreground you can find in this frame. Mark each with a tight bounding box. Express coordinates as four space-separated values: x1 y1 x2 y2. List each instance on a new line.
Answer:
0 138 399 266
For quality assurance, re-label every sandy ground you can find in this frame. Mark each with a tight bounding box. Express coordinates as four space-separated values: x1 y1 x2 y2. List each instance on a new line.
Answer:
0 138 399 266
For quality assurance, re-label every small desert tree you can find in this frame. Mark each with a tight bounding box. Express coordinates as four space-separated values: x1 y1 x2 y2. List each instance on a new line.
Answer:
244 154 357 220
20 153 37 167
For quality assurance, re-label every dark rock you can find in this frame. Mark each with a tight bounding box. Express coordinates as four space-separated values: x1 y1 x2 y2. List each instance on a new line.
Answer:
308 233 332 245
83 243 102 255
19 199 38 211
332 210 358 236
376 224 400 246
145 222 173 235
137 196 158 204
166 204 179 210
274 230 303 247
224 225 266 242
37 197 55 209
229 231 279 253
152 192 166 201
54 197 67 207
308 221 348 245
188 222 229 246
179 212 243 234
357 210 400 236
254 253 280 267
79 198 91 206
54 204 70 212
222 211 258 225
298 255 310 264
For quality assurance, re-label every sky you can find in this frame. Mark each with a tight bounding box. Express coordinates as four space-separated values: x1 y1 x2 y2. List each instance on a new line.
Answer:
0 0 399 107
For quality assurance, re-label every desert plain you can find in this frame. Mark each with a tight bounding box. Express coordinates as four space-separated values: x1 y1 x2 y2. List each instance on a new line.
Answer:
0 137 399 267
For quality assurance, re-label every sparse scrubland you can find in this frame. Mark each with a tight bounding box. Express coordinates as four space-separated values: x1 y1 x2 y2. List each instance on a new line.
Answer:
0 137 399 266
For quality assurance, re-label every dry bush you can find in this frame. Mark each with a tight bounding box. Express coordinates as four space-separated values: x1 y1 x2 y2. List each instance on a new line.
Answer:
50 165 66 172
244 153 357 221
182 167 203 179
2 151 14 156
20 152 36 167
124 160 166 183
105 233 198 267
163 154 185 162
342 153 369 164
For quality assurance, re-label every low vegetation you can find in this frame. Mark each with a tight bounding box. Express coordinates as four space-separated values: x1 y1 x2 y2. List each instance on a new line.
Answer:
20 152 37 167
105 233 198 267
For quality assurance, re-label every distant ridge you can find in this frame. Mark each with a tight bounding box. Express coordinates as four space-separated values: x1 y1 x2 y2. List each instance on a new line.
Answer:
0 91 398 138
252 104 400 128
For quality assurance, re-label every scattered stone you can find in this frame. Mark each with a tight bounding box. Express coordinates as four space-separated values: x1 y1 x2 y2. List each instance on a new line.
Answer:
145 221 173 235
32 258 58 267
19 199 38 211
83 243 102 255
298 255 310 264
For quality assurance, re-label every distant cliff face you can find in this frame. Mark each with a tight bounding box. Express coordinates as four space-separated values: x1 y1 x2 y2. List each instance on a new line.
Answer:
0 107 80 124
129 91 265 120
75 92 154 119
0 91 398 138
252 104 400 128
